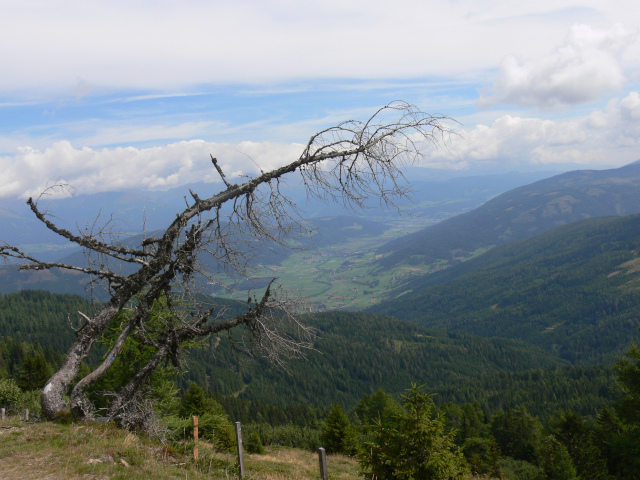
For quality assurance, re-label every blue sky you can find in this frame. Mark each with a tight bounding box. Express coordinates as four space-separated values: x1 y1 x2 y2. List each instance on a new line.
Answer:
1 0 639 199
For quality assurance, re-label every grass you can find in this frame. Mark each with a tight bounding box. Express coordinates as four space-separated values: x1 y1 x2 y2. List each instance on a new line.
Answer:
257 243 454 310
244 448 361 480
0 415 361 480
232 242 436 310
210 206 490 310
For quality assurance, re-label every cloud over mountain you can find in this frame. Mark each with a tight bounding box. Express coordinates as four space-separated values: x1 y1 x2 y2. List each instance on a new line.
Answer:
420 92 640 168
0 140 303 199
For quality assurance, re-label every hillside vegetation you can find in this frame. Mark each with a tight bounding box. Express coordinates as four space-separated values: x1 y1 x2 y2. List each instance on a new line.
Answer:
0 418 362 480
376 213 640 364
0 291 618 419
0 286 637 478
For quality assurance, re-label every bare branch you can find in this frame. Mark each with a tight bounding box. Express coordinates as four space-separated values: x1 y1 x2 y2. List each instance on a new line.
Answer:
27 197 150 264
211 155 233 189
1 243 127 283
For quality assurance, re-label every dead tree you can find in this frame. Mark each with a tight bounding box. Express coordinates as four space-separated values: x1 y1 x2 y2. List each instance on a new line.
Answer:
0 102 452 421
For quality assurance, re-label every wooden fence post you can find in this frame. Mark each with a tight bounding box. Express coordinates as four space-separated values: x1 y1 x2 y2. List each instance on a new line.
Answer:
235 421 245 479
25 409 29 422
193 416 199 460
1 408 5 421
318 447 328 480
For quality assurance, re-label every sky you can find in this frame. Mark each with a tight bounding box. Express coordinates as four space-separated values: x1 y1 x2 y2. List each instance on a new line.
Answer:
1 0 639 199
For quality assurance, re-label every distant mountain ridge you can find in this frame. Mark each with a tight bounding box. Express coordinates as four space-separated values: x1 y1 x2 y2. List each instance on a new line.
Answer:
0 170 556 247
376 161 640 268
0 170 555 296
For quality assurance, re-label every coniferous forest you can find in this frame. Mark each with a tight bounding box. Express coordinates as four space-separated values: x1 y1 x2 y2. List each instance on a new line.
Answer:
1 286 640 479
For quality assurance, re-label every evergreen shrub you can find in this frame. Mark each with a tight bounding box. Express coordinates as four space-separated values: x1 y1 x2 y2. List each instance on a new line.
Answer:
0 378 21 411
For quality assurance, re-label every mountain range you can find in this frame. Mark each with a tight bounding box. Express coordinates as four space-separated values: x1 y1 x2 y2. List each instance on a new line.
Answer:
376 161 640 269
0 169 556 295
0 169 554 248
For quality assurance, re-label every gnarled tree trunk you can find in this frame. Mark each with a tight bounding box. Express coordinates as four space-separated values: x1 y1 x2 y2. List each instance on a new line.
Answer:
41 303 121 419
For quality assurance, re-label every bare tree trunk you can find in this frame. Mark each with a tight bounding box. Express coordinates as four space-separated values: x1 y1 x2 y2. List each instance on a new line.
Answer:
41 303 121 420
41 334 95 419
69 319 135 419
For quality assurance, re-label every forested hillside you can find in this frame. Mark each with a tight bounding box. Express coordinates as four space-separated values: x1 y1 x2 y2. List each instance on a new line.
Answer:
0 291 618 419
185 311 617 418
377 161 640 269
376 214 640 363
184 311 565 406
0 290 98 355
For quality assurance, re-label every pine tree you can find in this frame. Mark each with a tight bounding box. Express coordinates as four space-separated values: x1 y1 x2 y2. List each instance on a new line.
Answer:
320 404 360 455
360 384 469 480
610 334 640 478
354 388 403 431
491 407 542 463
540 435 577 480
550 411 608 480
0 378 22 410
246 431 266 454
18 354 53 391
181 382 207 417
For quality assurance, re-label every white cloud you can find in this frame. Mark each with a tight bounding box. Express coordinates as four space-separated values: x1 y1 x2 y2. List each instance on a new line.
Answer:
479 24 636 108
0 1 621 94
0 140 304 199
419 91 640 168
2 92 640 199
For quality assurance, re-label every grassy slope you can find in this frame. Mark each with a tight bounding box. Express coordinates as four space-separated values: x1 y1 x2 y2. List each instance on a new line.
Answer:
0 417 361 480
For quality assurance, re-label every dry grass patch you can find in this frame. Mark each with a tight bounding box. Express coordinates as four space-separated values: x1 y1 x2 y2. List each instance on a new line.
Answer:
0 418 361 480
0 418 229 479
242 447 361 480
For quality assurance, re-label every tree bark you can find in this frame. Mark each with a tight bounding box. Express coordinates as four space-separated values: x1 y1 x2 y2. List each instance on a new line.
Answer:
41 303 121 419
69 319 135 419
